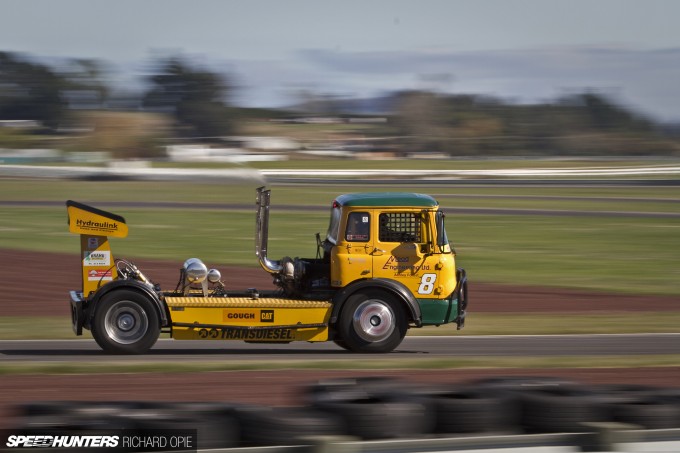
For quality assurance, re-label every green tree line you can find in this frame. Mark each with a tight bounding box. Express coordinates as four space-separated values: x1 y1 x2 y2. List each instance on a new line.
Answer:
386 90 679 156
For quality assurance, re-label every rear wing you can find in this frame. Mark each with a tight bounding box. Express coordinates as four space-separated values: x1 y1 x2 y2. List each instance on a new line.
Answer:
66 201 128 296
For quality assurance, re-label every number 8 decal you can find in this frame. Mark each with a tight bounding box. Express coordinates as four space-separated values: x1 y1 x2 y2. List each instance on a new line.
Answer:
418 273 437 295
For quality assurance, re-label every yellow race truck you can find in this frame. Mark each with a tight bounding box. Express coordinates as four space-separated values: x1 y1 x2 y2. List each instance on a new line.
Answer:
67 187 467 354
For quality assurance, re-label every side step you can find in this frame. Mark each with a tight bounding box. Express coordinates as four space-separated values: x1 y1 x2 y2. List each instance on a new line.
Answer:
165 296 331 309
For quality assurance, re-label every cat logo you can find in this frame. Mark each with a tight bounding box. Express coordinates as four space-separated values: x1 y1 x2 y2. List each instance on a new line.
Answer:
260 310 274 323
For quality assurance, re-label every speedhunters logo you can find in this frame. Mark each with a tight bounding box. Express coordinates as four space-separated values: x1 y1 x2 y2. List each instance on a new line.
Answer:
2 430 197 452
6 435 119 448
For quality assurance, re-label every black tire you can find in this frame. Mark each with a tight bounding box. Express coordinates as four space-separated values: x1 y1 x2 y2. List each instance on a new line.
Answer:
304 376 404 405
429 388 516 434
314 396 428 440
91 289 160 354
611 396 680 429
338 290 407 353
593 386 680 430
307 377 435 438
236 406 345 446
469 376 577 392
521 386 607 433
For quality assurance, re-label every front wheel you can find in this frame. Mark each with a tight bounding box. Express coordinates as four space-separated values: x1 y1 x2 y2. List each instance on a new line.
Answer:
91 289 160 354
338 290 407 353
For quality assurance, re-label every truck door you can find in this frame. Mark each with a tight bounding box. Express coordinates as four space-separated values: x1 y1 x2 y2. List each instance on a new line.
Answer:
372 210 442 298
331 210 374 286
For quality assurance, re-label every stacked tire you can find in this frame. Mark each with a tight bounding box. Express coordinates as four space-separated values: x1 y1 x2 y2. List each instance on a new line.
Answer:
11 376 680 448
306 377 434 439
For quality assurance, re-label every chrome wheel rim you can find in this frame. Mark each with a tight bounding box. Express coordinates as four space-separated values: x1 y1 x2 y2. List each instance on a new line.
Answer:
352 299 395 342
104 300 148 345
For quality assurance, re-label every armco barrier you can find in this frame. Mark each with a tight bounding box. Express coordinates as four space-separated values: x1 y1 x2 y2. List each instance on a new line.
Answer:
0 164 265 183
7 377 680 452
3 163 680 182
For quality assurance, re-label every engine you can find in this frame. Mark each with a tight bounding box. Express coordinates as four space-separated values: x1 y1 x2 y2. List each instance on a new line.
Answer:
277 256 330 297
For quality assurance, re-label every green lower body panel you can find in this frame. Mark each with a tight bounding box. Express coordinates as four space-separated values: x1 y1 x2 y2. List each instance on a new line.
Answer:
418 297 458 325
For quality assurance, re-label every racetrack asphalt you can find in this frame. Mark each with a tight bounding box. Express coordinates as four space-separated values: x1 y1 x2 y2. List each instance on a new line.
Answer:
2 334 679 363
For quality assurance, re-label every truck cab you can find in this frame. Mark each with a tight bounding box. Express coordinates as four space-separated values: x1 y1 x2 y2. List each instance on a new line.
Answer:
256 189 467 352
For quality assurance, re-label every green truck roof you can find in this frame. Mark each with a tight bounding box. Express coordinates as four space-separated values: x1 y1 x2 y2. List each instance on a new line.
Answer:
334 192 439 208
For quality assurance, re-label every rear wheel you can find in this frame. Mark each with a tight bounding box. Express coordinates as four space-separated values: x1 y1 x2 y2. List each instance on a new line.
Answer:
339 290 407 353
91 289 160 354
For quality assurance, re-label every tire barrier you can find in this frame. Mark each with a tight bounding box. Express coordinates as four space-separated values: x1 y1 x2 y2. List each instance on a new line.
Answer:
10 376 680 450
237 406 345 446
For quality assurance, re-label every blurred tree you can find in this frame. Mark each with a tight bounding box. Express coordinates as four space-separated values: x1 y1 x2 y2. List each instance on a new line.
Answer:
0 51 68 129
557 92 654 133
142 57 234 139
392 90 453 154
62 58 111 109
388 89 677 156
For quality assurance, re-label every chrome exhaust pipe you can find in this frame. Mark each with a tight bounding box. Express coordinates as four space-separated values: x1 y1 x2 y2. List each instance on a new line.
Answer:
255 187 282 274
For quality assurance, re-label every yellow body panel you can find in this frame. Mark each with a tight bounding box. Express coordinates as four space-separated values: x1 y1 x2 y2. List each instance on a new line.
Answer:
66 202 128 296
80 234 118 296
331 207 458 298
166 297 332 342
67 203 128 238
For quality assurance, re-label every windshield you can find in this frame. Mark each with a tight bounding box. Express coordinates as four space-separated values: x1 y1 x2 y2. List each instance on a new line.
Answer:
326 206 342 245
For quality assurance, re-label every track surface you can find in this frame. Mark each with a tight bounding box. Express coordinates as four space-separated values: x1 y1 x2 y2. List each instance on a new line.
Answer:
2 334 680 362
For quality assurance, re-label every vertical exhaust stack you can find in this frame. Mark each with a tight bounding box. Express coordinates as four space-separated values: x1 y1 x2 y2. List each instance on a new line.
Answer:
255 187 282 274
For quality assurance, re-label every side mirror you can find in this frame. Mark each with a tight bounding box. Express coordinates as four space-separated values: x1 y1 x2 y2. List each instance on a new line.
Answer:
435 211 452 253
436 212 446 247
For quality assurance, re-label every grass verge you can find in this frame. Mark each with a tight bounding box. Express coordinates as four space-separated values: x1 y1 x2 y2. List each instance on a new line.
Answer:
1 355 679 375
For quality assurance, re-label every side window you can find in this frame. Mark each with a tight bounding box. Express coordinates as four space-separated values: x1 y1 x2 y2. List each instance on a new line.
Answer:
345 212 370 242
379 212 422 243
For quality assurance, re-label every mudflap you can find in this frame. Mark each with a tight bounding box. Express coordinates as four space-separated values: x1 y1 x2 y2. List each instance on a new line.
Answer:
69 290 85 335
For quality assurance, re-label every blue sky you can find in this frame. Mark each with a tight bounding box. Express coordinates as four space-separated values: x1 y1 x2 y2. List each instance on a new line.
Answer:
2 0 680 120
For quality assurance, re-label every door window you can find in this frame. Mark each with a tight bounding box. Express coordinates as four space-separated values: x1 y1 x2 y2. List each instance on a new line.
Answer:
378 212 422 243
345 212 370 242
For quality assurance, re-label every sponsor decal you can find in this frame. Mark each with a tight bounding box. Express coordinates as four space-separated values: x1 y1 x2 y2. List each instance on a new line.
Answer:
226 312 255 320
260 310 274 322
88 269 113 281
75 218 119 233
83 250 111 267
381 256 430 273
87 237 99 249
198 328 295 341
222 310 257 323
